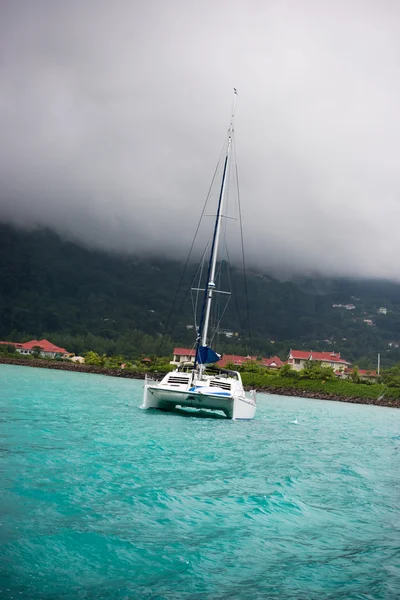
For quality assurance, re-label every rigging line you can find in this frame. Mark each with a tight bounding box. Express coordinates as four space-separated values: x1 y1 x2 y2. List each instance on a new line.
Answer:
211 257 222 345
194 99 238 364
168 234 213 346
213 175 230 288
155 155 224 362
210 185 230 347
191 240 209 330
195 247 208 329
193 260 203 329
234 140 255 378
210 296 232 345
224 242 246 351
195 151 230 362
213 225 227 287
155 129 232 361
168 274 199 349
190 293 196 330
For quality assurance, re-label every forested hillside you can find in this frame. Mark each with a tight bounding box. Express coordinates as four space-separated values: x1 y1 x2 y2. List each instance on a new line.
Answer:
1 223 400 366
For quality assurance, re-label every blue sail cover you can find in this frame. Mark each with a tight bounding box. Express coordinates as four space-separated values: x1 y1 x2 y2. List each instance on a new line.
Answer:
196 346 221 365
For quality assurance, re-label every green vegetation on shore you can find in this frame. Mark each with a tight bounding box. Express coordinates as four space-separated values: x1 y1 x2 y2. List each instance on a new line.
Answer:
2 344 400 405
2 224 400 366
241 373 400 402
239 361 400 402
84 350 174 373
0 343 174 373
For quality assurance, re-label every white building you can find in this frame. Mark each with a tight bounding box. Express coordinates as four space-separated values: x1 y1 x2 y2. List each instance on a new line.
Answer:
170 347 196 365
287 349 351 372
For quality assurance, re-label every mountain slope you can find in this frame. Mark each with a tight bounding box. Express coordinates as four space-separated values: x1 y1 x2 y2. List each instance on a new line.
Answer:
1 223 400 366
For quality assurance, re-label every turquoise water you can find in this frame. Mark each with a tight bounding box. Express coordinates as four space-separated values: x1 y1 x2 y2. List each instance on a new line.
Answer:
0 365 399 599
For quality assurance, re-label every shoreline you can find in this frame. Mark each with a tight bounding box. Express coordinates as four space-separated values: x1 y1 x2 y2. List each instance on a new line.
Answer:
1 356 399 408
0 355 153 380
253 385 400 408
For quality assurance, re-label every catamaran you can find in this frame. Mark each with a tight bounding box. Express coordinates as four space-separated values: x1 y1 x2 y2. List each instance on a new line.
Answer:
142 91 256 420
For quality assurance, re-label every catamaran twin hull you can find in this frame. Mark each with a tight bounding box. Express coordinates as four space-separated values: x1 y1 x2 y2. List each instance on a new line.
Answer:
142 374 256 420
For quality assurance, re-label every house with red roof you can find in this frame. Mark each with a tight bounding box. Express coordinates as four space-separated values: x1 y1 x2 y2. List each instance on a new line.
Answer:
170 347 258 368
170 348 284 370
170 348 196 365
337 367 378 381
218 354 257 368
261 356 284 369
0 339 72 359
287 349 351 372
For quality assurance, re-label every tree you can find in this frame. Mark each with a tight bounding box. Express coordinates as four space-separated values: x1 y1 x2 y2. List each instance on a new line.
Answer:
239 361 265 374
300 360 335 381
349 366 361 384
32 346 42 359
105 355 125 369
84 351 105 366
0 344 16 355
279 363 299 378
225 362 237 371
381 364 400 387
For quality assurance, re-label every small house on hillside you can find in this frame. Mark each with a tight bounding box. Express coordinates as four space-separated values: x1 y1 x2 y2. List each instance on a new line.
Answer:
288 349 350 372
170 348 257 368
218 354 256 368
170 348 196 365
337 368 378 382
261 356 284 369
0 339 72 359
170 348 283 370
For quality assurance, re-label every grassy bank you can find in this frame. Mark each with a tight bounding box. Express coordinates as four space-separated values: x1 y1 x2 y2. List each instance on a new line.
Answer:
0 355 161 380
241 373 400 407
1 355 399 408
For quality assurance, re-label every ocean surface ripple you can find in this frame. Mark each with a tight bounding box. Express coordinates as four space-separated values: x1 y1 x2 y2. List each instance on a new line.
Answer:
0 364 399 599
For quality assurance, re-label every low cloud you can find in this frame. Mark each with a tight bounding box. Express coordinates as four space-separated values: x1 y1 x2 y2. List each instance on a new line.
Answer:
1 0 399 279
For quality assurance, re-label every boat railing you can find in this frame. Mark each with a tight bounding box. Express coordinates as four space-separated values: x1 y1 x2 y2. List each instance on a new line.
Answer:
144 373 159 385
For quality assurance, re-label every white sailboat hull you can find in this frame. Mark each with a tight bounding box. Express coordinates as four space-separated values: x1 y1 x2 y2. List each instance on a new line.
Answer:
142 375 256 420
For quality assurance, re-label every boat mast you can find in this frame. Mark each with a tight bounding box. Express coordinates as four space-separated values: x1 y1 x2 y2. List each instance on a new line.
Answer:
196 90 237 367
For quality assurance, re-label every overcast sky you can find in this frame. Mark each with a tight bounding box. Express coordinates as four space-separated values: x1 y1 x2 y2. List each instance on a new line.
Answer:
1 0 399 279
